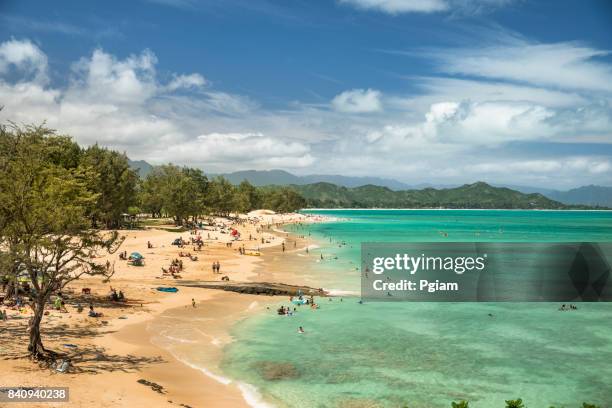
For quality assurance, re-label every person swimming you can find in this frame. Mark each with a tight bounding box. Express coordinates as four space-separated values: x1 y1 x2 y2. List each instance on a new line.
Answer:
298 326 305 334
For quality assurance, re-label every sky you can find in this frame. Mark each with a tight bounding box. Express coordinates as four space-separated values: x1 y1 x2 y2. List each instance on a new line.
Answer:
0 0 611 189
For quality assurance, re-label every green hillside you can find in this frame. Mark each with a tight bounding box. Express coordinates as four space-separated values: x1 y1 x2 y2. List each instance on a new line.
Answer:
294 181 574 209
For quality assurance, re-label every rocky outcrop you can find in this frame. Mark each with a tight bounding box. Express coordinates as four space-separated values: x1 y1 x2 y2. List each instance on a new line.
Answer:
178 280 327 297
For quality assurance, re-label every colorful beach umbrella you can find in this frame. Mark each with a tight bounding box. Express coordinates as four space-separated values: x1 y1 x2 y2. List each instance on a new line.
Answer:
130 252 144 259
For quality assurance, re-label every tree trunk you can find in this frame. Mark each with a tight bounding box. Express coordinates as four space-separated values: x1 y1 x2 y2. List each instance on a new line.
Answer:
5 280 15 299
28 298 47 359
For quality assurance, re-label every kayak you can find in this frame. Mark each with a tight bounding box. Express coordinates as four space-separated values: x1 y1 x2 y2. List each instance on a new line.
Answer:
156 287 179 293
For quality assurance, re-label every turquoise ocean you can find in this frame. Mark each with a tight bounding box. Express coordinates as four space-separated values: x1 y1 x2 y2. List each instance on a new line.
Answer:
220 210 612 408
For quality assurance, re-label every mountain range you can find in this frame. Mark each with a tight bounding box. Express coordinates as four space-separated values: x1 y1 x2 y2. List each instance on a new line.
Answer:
221 170 612 207
286 181 570 209
127 162 612 208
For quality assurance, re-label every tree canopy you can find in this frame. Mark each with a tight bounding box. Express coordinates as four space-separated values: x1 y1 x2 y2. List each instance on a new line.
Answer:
0 124 123 358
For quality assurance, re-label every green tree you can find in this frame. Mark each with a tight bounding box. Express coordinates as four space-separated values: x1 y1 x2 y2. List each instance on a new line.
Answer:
234 180 260 213
505 399 525 408
141 165 207 225
81 144 138 228
262 187 306 213
139 167 165 218
207 176 237 216
0 124 123 359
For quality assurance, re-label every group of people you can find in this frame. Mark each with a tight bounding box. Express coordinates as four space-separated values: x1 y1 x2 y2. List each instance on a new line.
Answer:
178 251 198 261
277 305 297 315
162 258 183 278
559 304 579 311
108 287 125 302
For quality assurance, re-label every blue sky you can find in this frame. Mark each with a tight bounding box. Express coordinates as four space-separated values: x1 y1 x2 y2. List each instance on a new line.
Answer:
1 0 611 188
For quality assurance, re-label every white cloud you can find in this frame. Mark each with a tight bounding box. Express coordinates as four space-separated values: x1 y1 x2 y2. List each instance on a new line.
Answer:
332 88 382 113
69 48 158 104
338 0 515 14
165 73 207 91
0 39 313 172
407 77 587 108
0 39 48 83
430 41 612 93
467 158 611 176
338 0 448 13
154 132 314 169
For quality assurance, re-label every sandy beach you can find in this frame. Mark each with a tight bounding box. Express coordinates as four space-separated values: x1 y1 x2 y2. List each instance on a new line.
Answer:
0 213 321 408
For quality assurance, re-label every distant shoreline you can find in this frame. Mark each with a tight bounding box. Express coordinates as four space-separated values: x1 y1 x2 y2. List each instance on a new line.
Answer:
302 208 612 212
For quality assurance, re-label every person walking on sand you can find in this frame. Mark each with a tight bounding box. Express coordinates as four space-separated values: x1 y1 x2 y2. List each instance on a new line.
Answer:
192 298 196 308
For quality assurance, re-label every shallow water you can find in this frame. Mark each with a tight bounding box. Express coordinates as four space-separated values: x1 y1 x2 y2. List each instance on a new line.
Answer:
221 210 612 407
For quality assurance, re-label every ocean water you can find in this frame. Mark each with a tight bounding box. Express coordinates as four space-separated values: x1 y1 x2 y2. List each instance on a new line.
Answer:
221 210 612 407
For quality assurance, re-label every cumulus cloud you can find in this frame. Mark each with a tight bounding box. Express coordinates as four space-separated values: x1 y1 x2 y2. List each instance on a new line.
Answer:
158 132 315 168
69 48 158 104
0 39 313 171
332 88 383 113
0 38 48 83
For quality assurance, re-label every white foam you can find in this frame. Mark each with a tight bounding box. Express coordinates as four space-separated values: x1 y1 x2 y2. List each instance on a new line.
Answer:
237 382 276 408
172 355 275 408
159 331 198 344
173 354 233 385
248 301 259 310
326 289 359 296
193 328 225 347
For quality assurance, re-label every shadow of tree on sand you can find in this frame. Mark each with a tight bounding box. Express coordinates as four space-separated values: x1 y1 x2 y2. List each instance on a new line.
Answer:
63 345 165 374
1 318 165 374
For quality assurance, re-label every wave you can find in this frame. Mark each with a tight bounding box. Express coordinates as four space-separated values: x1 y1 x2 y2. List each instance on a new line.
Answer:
325 289 360 296
172 354 233 385
159 331 198 344
167 348 275 408
237 382 276 408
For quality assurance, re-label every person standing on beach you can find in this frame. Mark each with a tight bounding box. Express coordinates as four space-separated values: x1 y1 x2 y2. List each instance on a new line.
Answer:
192 298 196 308
212 262 216 274
216 261 221 274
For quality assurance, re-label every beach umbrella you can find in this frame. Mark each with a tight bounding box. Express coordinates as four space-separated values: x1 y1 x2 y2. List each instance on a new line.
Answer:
130 252 144 259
